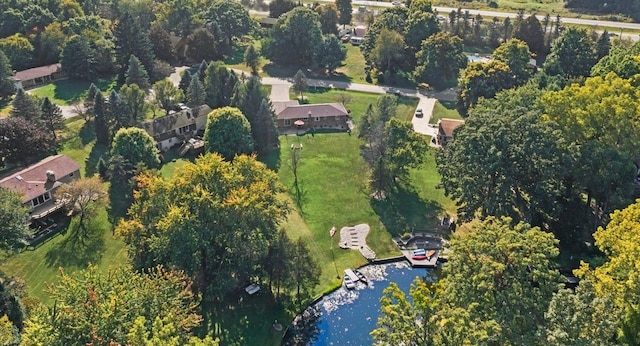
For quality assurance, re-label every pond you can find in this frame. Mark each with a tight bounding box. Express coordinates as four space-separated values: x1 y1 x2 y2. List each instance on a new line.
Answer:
283 261 437 345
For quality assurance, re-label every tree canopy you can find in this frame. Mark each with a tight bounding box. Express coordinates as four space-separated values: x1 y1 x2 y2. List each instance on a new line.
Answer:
415 32 467 89
0 188 30 251
262 7 323 66
543 28 596 78
110 127 160 170
203 107 254 161
116 153 288 301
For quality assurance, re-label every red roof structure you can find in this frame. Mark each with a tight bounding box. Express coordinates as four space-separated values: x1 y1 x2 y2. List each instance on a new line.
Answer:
276 103 348 120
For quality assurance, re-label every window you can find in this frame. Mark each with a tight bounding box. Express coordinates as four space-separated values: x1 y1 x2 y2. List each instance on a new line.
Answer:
31 192 51 207
284 119 291 126
314 117 320 122
178 125 191 134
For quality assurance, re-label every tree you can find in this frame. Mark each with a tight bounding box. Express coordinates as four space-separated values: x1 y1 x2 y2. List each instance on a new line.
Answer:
57 176 107 231
290 238 320 304
0 117 53 165
107 89 132 133
39 97 64 142
544 28 596 78
179 70 192 94
119 84 147 125
10 88 40 121
591 42 640 79
315 4 339 35
262 7 323 66
206 1 254 51
37 22 66 66
114 13 155 81
21 265 207 345
456 60 515 116
93 91 110 145
415 32 467 90
204 107 254 160
252 99 279 154
493 38 532 80
187 28 221 63
0 50 15 101
186 73 205 107
440 85 566 224
336 0 352 26
595 30 611 60
111 127 160 170
61 35 98 80
573 199 640 343
371 29 405 74
269 0 296 18
125 55 151 91
436 217 561 344
0 188 30 251
512 15 546 55
148 24 176 64
360 7 409 65
292 70 308 101
116 153 288 301
244 45 260 75
153 0 201 39
0 34 33 71
153 79 184 116
316 35 346 74
204 61 236 108
405 0 440 55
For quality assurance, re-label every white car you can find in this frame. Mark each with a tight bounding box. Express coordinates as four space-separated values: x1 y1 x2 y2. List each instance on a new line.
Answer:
415 109 423 118
392 1 403 6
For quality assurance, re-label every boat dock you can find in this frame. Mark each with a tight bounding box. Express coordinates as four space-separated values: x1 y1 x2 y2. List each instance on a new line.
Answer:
401 249 439 268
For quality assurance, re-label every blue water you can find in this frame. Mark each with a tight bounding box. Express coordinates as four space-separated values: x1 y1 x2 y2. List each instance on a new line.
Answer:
284 262 434 345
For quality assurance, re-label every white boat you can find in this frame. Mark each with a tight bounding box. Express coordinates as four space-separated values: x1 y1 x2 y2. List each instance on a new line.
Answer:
245 283 260 295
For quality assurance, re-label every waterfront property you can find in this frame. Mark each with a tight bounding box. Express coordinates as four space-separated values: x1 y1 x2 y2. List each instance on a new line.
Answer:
0 154 80 222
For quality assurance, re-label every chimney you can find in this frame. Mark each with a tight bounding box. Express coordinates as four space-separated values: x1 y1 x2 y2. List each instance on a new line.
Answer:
46 170 56 182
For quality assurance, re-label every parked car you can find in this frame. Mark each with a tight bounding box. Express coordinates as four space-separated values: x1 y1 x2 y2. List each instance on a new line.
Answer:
392 1 402 6
341 34 351 43
386 88 402 96
415 109 423 117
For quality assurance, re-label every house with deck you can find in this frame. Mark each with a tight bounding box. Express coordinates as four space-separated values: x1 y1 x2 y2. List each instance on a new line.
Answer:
12 63 67 89
437 118 465 147
141 105 212 151
0 155 80 221
272 101 350 133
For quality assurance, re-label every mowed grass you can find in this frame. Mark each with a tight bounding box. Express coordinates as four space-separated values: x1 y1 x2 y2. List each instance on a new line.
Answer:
0 117 127 304
30 78 117 106
335 43 368 84
431 100 463 124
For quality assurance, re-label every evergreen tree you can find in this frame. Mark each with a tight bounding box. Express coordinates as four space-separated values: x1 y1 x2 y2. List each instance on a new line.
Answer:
178 70 191 94
186 73 205 107
244 44 260 75
84 83 99 116
60 35 98 81
596 30 611 60
0 50 15 100
10 89 40 120
114 13 155 82
39 97 64 142
94 92 110 145
336 0 352 26
125 55 151 91
148 24 176 64
253 99 279 154
107 90 132 133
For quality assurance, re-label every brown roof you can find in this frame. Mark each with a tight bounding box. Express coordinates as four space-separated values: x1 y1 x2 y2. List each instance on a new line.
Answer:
354 26 367 37
14 64 62 82
276 103 348 120
271 101 299 115
141 105 211 140
439 118 465 137
0 155 80 203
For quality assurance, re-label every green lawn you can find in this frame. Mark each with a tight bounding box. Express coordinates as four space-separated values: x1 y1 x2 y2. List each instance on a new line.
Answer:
335 44 368 84
431 100 463 124
30 78 117 106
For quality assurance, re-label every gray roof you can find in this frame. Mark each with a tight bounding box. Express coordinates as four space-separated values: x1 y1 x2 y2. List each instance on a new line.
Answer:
141 105 211 139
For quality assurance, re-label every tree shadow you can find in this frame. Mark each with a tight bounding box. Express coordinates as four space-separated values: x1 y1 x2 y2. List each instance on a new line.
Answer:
259 148 281 172
261 63 353 83
107 180 133 229
85 143 108 177
371 183 445 237
79 120 95 146
44 216 106 269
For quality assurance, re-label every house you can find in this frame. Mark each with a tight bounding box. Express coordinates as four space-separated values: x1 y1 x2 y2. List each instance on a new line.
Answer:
141 105 212 151
12 63 67 89
0 155 80 221
272 101 350 133
437 118 465 147
350 26 367 46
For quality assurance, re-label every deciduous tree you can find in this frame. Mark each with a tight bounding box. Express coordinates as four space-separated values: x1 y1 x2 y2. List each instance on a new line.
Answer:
269 0 296 18
153 79 183 116
111 127 160 170
119 83 147 125
415 32 467 89
0 188 30 251
21 265 206 345
206 1 254 51
262 7 323 66
456 60 515 116
513 15 546 55
57 176 107 230
544 28 596 78
316 35 346 74
371 29 405 74
335 0 352 26
148 24 176 64
315 4 339 35
0 34 33 70
0 50 15 101
116 153 288 301
292 70 308 101
493 38 532 80
186 28 221 63
0 117 53 165
204 107 254 160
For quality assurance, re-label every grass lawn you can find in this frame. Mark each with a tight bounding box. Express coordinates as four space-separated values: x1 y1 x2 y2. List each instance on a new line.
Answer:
334 44 368 84
30 78 117 106
430 100 463 124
